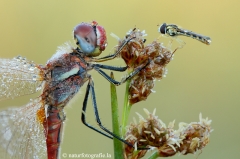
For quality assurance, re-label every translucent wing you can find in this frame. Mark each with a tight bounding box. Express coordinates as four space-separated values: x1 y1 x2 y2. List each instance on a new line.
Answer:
0 56 45 101
0 98 47 159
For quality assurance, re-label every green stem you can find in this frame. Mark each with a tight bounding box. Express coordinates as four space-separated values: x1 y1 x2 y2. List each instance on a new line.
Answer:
147 151 159 159
121 77 132 136
110 73 124 159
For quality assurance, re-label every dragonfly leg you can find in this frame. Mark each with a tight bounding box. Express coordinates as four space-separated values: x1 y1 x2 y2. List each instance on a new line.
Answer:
93 59 150 86
92 37 135 62
91 64 128 72
81 78 134 148
81 80 113 140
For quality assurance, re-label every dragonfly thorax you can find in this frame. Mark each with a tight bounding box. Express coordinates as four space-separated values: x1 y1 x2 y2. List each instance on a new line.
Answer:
43 53 89 107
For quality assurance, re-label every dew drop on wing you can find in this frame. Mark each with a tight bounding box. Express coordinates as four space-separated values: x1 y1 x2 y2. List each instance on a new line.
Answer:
23 62 27 67
32 75 37 81
14 56 22 61
29 64 35 71
36 85 42 91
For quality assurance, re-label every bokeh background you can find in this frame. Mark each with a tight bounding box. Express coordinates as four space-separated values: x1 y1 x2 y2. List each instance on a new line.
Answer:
0 0 239 159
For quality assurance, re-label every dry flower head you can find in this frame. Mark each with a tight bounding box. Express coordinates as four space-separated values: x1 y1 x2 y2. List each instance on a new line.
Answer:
124 109 213 158
111 29 176 104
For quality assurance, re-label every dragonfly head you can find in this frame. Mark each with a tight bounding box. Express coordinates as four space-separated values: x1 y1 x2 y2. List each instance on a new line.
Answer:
73 21 107 57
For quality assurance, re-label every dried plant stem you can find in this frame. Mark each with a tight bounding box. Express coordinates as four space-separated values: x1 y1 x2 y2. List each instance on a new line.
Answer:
110 73 124 159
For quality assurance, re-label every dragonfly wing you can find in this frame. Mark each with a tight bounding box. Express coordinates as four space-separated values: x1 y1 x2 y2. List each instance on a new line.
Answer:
0 56 45 101
0 98 47 159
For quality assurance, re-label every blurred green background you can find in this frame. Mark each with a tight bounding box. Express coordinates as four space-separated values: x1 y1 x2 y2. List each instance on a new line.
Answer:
0 0 239 159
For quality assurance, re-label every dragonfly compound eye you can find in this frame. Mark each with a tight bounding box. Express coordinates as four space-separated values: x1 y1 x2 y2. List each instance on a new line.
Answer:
74 22 96 54
74 22 93 40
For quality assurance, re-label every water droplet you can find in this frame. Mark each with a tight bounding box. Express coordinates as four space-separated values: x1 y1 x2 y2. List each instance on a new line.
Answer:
23 62 27 67
14 56 22 61
32 75 37 81
36 86 42 91
27 63 35 71
22 57 26 61
29 67 35 71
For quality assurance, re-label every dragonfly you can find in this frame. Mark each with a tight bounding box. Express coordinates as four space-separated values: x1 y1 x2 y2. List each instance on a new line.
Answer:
0 21 148 159
158 23 211 45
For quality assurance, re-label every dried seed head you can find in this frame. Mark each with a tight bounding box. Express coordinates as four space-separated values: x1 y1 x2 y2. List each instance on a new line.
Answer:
112 28 176 104
128 76 154 104
177 113 212 155
124 109 212 158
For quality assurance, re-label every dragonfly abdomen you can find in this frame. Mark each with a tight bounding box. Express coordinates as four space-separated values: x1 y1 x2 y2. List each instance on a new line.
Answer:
44 106 65 159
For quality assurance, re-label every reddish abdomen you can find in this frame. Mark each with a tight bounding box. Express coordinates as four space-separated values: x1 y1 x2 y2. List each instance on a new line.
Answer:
44 106 64 159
